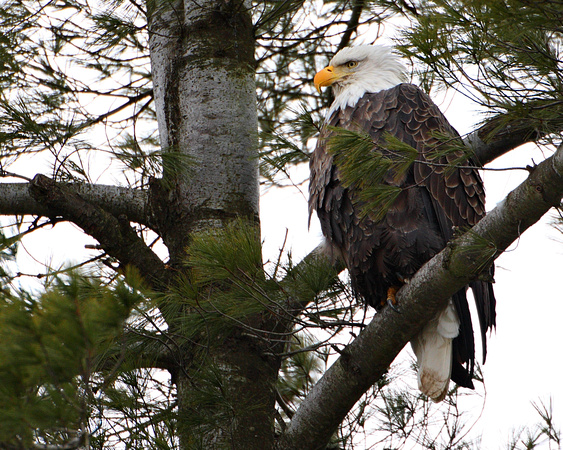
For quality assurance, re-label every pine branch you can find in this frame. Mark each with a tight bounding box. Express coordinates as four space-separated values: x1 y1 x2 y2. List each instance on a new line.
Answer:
277 143 563 449
83 89 153 129
96 328 179 374
268 243 340 331
28 174 169 289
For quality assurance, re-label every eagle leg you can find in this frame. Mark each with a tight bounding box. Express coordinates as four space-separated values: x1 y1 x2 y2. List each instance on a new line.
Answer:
386 286 401 313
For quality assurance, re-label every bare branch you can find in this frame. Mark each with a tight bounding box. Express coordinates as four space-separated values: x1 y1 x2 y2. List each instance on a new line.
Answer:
278 143 563 450
0 181 149 225
465 116 542 166
336 0 365 52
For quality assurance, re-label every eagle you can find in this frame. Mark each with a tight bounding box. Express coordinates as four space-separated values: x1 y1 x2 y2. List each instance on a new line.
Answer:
309 45 496 401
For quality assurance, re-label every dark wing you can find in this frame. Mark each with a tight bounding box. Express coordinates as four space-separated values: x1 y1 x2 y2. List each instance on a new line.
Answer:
309 83 496 388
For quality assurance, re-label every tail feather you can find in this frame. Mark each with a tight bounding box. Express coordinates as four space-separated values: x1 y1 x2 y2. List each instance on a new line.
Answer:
411 300 459 402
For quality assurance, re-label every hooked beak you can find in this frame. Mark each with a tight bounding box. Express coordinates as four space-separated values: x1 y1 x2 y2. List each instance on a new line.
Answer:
314 65 345 94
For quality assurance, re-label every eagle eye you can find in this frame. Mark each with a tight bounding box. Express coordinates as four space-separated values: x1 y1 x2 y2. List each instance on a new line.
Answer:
345 60 358 69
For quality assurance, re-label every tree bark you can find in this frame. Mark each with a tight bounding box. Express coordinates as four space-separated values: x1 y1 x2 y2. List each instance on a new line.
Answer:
147 1 278 448
147 0 259 268
465 115 542 166
277 143 563 450
28 174 169 289
0 181 149 225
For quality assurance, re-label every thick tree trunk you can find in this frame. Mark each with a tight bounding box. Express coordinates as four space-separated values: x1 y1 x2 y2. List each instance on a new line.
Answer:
176 333 280 448
147 0 259 267
147 1 278 448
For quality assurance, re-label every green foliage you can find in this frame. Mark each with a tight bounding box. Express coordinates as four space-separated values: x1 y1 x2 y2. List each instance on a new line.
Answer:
0 1 33 88
0 218 350 447
281 250 344 311
187 219 263 285
0 263 181 448
133 219 353 445
162 218 347 348
0 269 141 446
327 127 417 222
277 333 329 407
395 0 563 144
97 367 178 449
161 219 265 343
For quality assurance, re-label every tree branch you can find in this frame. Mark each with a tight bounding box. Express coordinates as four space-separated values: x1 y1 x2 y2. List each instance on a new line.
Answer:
278 144 563 449
464 116 542 166
97 328 179 375
28 174 169 289
336 0 365 52
0 181 150 226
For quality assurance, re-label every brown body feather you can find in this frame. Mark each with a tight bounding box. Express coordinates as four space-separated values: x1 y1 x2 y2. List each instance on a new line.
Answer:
309 83 496 389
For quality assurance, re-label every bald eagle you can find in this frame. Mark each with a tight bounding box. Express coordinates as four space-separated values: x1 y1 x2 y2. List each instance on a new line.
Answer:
309 45 496 401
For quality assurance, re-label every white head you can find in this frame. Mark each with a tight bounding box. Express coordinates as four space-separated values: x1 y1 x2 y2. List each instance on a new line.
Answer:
314 45 407 117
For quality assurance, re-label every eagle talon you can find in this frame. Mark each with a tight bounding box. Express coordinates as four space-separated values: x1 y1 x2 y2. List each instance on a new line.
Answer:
386 286 401 313
387 298 401 313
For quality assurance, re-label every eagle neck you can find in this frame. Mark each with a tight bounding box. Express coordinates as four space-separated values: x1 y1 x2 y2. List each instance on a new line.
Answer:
327 78 403 120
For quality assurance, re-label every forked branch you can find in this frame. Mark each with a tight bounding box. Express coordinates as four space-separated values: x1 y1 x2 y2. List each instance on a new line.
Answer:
28 174 169 289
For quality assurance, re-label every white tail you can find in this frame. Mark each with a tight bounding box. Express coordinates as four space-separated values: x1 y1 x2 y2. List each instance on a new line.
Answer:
410 300 459 402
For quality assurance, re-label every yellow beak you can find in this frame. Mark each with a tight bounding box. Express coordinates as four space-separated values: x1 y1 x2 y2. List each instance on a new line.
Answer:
314 65 344 94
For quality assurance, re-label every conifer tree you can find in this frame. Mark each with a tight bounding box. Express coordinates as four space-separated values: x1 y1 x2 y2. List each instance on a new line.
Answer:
0 0 562 448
